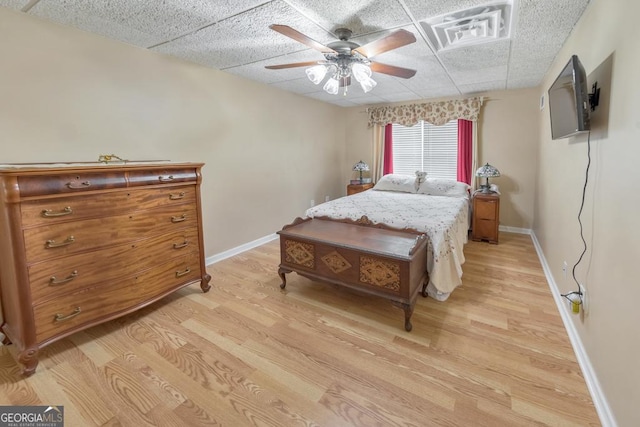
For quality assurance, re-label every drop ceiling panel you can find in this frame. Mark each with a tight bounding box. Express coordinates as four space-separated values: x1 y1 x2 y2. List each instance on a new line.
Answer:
458 80 507 94
284 0 412 36
28 0 267 48
226 50 323 84
402 0 495 22
439 39 511 86
3 0 592 106
151 1 332 70
271 77 325 94
0 0 27 10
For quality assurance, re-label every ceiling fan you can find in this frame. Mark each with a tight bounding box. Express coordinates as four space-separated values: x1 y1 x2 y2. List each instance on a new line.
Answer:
265 25 417 96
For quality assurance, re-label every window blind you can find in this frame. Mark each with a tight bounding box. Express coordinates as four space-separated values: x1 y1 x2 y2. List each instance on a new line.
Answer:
391 120 458 179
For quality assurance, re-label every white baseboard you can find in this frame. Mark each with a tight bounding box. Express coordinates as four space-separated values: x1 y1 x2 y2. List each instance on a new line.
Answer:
499 225 531 234
530 231 617 427
206 233 278 265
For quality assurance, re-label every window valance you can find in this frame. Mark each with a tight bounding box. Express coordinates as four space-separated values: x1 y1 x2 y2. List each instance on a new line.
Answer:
367 96 484 127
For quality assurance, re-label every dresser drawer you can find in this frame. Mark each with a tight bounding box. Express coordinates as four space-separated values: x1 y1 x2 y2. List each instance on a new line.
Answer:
474 198 498 220
20 185 196 227
127 168 198 187
33 252 202 344
28 227 201 304
23 204 198 262
17 172 127 197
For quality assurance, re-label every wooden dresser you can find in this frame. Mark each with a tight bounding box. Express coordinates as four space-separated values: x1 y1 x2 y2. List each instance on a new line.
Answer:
0 162 211 375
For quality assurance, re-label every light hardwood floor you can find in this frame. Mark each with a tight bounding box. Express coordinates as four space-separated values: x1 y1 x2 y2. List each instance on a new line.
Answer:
0 232 600 426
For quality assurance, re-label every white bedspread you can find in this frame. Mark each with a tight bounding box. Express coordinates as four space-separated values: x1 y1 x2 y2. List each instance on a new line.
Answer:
305 189 469 300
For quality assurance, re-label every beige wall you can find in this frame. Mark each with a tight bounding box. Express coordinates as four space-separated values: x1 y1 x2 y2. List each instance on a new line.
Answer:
0 8 347 256
534 0 639 425
344 88 540 230
2 2 635 423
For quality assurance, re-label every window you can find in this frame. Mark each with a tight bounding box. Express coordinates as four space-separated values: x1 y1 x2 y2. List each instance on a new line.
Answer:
391 120 458 179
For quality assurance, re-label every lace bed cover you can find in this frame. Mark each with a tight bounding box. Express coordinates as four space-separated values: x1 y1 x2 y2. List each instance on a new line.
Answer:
305 190 469 301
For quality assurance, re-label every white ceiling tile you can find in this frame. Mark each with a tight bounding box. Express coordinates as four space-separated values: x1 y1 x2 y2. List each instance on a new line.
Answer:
377 91 423 103
271 77 324 94
226 50 324 84
151 1 333 69
507 77 543 90
0 1 28 10
28 0 268 47
458 80 507 94
11 0 591 106
284 0 412 36
402 0 493 21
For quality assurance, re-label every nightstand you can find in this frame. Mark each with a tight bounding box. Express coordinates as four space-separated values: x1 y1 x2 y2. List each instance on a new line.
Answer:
347 183 374 195
472 192 500 244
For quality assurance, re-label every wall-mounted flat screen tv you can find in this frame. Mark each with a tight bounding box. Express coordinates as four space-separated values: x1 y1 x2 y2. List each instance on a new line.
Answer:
548 55 590 140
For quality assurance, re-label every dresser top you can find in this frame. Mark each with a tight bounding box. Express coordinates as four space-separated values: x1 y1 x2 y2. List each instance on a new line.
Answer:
0 161 203 173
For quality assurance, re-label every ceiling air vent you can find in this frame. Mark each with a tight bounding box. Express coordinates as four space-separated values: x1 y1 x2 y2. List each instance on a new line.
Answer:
421 1 514 51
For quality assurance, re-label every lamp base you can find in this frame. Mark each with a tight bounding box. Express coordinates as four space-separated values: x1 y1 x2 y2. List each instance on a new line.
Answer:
478 184 492 193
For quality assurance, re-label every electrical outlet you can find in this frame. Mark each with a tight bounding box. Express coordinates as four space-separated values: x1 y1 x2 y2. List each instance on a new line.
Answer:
579 283 587 311
325 195 330 202
562 261 568 279
310 199 315 207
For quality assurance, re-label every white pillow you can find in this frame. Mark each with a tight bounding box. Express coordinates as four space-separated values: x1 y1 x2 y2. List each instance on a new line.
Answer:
372 174 417 193
417 178 470 197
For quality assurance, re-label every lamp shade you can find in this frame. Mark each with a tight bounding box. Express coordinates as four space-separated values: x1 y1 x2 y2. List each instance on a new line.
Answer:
352 160 369 172
323 77 340 95
305 64 328 85
475 163 500 178
475 163 500 193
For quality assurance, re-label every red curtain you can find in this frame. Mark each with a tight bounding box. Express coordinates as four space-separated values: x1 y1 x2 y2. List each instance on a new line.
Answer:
383 123 393 175
457 119 473 184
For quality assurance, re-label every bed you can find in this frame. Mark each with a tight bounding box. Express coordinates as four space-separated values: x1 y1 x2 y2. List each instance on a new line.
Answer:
305 174 470 301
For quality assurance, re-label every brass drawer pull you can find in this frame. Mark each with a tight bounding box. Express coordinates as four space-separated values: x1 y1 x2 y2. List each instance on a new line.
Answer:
175 267 191 278
66 181 91 189
41 206 73 217
49 270 78 286
169 192 185 200
54 307 81 322
173 240 189 249
45 236 75 249
159 175 174 182
171 214 187 223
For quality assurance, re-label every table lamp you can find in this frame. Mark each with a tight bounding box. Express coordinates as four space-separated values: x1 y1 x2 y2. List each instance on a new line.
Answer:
476 163 500 193
353 160 370 184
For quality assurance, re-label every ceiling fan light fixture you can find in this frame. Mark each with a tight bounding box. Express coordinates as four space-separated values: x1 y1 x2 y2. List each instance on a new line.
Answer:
351 62 371 82
359 75 377 93
266 25 417 97
305 64 328 85
323 77 340 95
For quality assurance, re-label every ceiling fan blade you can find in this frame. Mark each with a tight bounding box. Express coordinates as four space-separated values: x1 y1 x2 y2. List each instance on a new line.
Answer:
354 29 416 58
265 61 320 70
370 62 417 79
269 24 336 54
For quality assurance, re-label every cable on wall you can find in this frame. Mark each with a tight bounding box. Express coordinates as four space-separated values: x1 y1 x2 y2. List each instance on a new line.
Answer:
561 130 591 309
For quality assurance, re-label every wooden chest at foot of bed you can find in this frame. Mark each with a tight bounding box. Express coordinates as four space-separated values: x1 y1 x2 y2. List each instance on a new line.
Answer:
277 217 428 331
